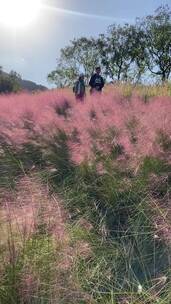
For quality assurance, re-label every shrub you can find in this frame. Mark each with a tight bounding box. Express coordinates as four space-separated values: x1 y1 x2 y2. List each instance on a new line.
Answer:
0 74 21 94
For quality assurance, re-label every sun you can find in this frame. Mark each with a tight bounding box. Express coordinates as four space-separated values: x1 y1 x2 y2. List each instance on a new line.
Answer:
0 0 42 29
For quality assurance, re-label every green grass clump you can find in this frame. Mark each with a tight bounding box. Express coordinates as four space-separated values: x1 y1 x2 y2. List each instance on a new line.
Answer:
1 114 171 303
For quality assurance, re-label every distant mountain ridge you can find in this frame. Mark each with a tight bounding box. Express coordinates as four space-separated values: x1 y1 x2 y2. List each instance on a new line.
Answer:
18 78 47 92
1 70 47 92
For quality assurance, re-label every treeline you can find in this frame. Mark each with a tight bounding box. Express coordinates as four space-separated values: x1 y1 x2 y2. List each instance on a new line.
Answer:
0 67 21 94
48 5 171 87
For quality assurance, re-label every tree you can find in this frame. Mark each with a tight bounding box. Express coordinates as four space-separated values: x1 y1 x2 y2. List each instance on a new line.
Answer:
48 6 171 86
9 70 22 81
48 37 100 87
67 37 100 83
0 70 21 94
97 24 146 82
139 5 171 82
48 60 79 88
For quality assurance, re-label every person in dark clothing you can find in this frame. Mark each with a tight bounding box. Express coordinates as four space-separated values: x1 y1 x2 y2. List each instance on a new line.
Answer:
89 67 104 94
73 74 86 101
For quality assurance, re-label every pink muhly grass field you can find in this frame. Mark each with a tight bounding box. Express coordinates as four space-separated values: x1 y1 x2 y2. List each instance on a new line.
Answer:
0 88 171 164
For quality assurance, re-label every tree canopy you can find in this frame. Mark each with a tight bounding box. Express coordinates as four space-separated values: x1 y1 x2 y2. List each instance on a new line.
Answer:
48 5 171 87
0 68 21 94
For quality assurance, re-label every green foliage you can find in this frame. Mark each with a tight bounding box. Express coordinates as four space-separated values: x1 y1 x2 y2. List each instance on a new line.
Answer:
48 37 100 87
49 5 171 86
1 111 171 303
139 5 171 82
97 24 145 82
46 146 171 302
0 236 57 304
0 71 21 94
45 129 75 181
0 142 45 190
0 144 24 189
140 156 170 177
48 64 78 88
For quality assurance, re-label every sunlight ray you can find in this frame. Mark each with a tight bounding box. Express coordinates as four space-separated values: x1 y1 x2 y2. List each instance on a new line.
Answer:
42 3 130 23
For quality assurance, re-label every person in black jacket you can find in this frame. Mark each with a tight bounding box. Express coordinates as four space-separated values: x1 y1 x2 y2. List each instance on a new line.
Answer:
89 67 104 94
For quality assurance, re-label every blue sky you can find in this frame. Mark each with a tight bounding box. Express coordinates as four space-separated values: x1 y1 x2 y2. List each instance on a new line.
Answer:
0 0 170 86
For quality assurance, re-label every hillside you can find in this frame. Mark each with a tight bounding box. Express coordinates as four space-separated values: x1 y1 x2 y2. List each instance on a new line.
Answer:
18 78 47 92
0 84 171 304
1 70 47 92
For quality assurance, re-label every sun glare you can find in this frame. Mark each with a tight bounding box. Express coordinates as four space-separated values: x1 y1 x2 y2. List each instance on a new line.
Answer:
0 0 41 29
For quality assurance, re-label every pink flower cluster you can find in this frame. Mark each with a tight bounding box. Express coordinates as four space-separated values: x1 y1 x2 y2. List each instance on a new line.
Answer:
0 89 171 164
